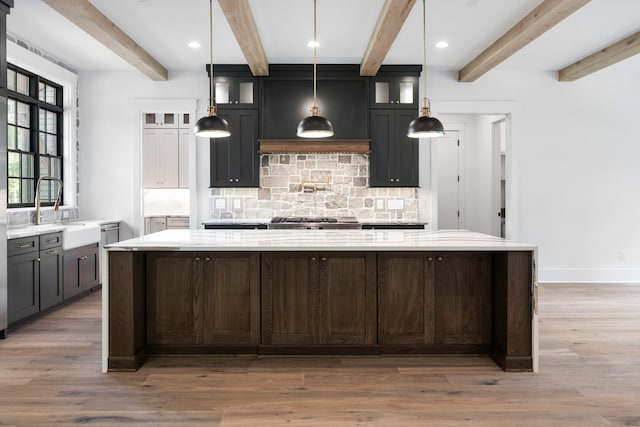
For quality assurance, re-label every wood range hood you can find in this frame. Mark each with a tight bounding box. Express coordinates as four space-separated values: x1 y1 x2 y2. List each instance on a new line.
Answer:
258 139 370 154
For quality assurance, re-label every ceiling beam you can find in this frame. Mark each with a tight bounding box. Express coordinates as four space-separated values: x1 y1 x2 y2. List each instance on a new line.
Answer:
360 0 416 76
558 31 640 81
218 0 269 76
458 0 591 82
41 0 167 81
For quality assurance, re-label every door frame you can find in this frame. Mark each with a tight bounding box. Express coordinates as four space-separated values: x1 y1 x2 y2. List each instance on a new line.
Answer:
492 118 508 238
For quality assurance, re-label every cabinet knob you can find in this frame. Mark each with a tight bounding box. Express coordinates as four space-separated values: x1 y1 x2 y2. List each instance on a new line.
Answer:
229 179 233 182
235 101 239 104
204 257 211 261
427 257 433 261
36 258 41 262
235 179 239 182
311 257 317 261
321 257 327 261
195 257 201 261
437 256 443 261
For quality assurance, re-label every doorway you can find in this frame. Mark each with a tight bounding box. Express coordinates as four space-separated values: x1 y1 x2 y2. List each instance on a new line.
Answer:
493 118 507 238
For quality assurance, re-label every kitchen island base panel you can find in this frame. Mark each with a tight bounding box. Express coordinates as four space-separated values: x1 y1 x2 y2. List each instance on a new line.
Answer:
107 247 535 372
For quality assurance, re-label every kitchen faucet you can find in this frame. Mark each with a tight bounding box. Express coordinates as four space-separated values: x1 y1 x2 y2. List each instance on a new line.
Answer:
35 176 63 225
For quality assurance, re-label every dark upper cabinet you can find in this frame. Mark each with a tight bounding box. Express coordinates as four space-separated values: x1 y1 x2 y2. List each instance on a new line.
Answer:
208 65 258 109
210 109 259 187
370 65 421 110
261 65 368 139
370 109 419 187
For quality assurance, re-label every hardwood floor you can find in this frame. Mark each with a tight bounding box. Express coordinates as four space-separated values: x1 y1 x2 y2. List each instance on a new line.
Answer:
1 284 639 426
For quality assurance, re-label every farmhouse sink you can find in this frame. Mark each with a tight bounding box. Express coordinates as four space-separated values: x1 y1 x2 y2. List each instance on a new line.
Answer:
62 222 100 250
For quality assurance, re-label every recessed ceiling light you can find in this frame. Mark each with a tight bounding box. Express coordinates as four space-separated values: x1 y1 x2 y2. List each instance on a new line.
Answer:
307 40 320 48
435 41 449 49
188 41 201 49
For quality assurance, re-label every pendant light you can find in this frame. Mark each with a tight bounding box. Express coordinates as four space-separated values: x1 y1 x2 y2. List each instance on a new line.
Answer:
407 0 444 138
296 0 334 138
195 0 230 138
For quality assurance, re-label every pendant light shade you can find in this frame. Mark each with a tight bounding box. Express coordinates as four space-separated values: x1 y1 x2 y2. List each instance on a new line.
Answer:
195 107 231 138
195 0 230 139
407 0 444 139
297 0 333 138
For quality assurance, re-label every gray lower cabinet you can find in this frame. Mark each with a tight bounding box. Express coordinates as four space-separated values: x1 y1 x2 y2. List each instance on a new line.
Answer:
64 243 100 299
7 232 64 326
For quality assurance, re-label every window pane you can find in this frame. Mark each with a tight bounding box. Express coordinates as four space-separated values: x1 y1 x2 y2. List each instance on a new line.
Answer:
22 154 34 178
22 179 34 204
39 108 46 130
39 82 45 101
215 82 229 104
239 82 253 104
145 113 156 125
17 102 30 127
46 85 56 104
7 99 16 124
39 132 46 153
8 126 16 150
7 68 15 91
16 73 29 95
163 113 175 125
18 128 30 152
8 178 20 205
52 158 62 179
399 82 413 104
40 156 51 177
47 111 57 134
47 134 57 155
8 152 20 177
375 82 389 104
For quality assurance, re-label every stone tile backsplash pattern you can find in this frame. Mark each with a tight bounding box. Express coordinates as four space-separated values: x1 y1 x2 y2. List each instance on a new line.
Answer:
210 154 418 221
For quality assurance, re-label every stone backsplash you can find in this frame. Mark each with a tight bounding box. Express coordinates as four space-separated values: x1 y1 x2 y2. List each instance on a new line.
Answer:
209 154 418 221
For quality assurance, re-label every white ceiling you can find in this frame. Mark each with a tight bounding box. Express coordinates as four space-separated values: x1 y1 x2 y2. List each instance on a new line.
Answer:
6 0 640 76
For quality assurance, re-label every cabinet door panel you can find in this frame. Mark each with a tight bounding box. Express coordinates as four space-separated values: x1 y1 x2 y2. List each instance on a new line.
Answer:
8 252 40 325
434 253 492 345
40 248 63 310
79 244 99 291
394 111 419 186
323 253 376 344
378 253 434 344
262 253 319 344
147 253 197 344
369 110 394 187
199 254 260 344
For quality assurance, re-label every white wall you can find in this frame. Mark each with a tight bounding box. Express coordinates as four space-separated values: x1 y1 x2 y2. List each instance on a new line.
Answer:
427 68 640 282
77 66 640 283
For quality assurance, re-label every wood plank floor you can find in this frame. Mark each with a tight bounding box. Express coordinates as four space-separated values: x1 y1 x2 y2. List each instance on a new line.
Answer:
1 284 639 426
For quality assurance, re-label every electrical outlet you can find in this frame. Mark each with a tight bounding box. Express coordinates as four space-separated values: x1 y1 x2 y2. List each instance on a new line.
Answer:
232 198 242 211
62 210 70 219
375 199 385 210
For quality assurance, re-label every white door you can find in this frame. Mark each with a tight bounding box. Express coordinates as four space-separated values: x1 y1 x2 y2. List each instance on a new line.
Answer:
436 131 462 229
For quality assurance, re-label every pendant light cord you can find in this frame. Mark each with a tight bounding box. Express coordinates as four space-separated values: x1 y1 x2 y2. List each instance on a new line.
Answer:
209 0 215 113
313 0 318 111
422 0 428 111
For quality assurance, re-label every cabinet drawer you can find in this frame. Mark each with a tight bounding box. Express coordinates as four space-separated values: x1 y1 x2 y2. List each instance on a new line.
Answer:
40 232 63 250
8 236 39 257
166 217 189 228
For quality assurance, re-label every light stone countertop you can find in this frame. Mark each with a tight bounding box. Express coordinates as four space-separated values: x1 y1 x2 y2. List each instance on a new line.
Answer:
106 229 536 252
7 219 121 239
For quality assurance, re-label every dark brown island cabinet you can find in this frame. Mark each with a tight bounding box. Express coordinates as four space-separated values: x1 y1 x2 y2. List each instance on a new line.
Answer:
108 247 534 373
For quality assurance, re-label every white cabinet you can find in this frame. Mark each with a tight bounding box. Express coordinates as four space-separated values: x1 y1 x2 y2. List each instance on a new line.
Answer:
143 112 190 189
144 216 189 235
143 128 180 188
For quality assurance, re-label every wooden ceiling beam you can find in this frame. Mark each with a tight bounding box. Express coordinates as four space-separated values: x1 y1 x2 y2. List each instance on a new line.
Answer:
218 0 269 76
360 0 416 76
558 31 640 81
42 0 167 81
458 0 591 82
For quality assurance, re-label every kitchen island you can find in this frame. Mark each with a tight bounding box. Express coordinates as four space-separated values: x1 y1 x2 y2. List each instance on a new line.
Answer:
104 229 537 372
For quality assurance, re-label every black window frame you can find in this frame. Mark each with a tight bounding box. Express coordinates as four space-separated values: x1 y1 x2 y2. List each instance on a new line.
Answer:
7 63 64 208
